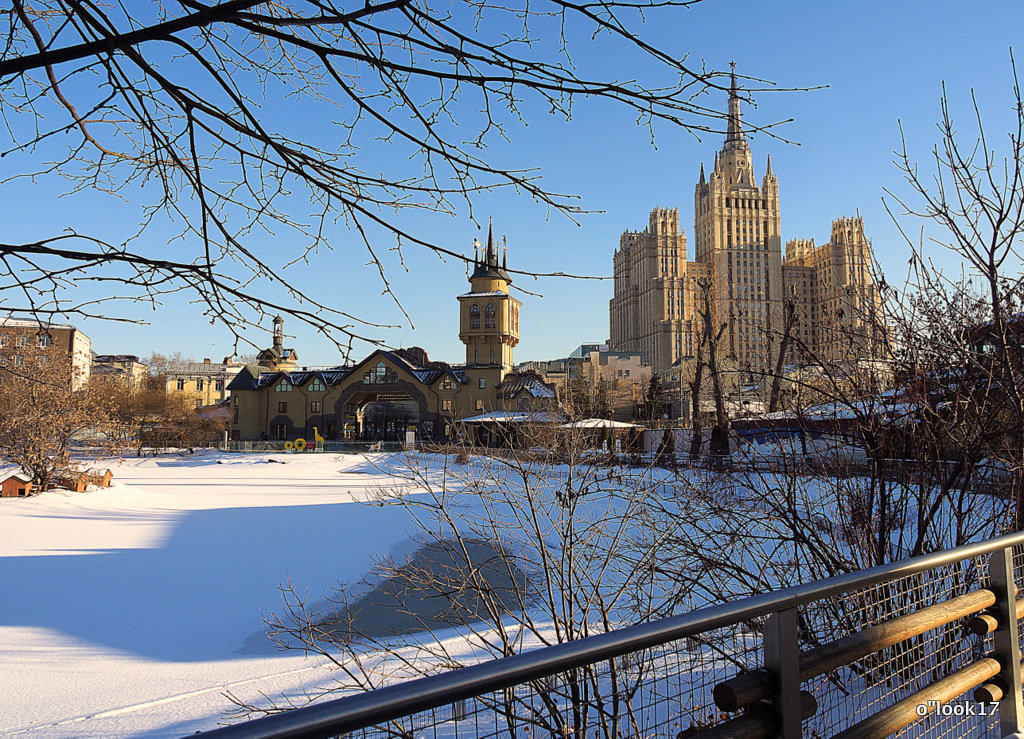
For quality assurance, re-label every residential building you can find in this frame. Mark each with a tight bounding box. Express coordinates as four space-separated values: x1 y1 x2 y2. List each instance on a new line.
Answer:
609 67 883 377
93 354 149 388
165 357 244 408
0 318 91 389
518 344 648 421
228 224 555 442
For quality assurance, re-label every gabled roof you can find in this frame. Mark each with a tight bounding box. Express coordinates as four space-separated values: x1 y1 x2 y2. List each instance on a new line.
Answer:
0 467 31 484
496 371 557 400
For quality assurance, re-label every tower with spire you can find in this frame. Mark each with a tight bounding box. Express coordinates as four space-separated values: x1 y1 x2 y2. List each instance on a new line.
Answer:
610 62 884 382
692 63 783 374
458 219 522 401
257 314 298 371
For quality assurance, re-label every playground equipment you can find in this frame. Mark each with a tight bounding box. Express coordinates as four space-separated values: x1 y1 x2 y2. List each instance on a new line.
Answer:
283 427 326 452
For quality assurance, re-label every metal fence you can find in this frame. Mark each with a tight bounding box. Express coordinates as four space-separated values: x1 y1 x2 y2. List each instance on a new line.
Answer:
220 440 406 454
199 531 1024 738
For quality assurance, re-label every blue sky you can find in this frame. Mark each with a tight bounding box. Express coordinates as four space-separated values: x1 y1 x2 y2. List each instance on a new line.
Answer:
3 0 1023 367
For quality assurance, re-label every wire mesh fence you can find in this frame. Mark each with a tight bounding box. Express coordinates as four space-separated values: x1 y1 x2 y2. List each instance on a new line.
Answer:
803 555 998 738
331 625 762 738
201 534 1024 739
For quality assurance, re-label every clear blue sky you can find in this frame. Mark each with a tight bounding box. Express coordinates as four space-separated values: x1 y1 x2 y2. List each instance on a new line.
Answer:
4 0 1023 367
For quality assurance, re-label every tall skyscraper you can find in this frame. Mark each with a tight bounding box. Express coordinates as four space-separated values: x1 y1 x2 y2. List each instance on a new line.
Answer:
609 67 882 377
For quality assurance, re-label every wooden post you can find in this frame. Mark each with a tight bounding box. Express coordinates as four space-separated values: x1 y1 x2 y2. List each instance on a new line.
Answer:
991 546 1023 734
764 608 801 737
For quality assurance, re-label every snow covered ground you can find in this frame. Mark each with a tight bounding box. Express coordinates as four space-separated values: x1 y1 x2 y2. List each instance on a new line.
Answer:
1 451 425 737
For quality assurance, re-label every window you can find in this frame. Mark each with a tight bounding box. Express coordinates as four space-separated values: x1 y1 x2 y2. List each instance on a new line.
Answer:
478 378 486 389
485 303 496 328
470 304 480 329
308 379 325 392
196 379 204 392
278 401 288 413
276 424 288 441
36 334 51 348
195 399 202 409
14 355 24 366
310 401 322 413
476 399 485 410
276 380 292 392
176 379 186 391
368 362 395 384
442 399 454 412
16 336 29 347
232 406 239 423
489 350 495 364
440 377 453 390
35 355 47 365
0 336 6 347
216 380 224 391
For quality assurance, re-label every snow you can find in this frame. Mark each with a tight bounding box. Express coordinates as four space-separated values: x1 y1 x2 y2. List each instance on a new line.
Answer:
1 450 424 737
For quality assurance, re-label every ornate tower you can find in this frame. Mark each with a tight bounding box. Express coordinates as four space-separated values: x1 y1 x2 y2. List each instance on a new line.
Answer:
458 221 521 378
693 64 782 376
257 314 297 371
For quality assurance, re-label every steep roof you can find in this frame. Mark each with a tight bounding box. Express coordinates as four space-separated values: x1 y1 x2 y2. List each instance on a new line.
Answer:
496 371 557 400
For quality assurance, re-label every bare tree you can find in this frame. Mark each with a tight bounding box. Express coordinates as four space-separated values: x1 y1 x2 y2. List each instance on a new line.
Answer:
1 1 796 352
246 425 686 735
0 355 109 489
693 276 730 458
884 53 1024 524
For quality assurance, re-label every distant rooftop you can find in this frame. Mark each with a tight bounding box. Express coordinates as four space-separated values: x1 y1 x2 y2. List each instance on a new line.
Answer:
0 317 77 331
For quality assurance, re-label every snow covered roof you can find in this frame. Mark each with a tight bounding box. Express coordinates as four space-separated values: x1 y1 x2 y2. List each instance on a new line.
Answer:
496 371 556 400
457 291 509 298
560 419 640 429
0 467 31 484
457 411 563 424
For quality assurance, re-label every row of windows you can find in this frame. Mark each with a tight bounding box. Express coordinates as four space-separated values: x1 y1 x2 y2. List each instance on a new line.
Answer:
0 334 51 348
273 398 489 416
0 355 46 367
277 401 323 414
273 368 460 393
176 379 225 392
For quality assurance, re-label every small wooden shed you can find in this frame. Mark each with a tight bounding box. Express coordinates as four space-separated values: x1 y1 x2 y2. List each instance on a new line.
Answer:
57 467 114 492
0 470 34 498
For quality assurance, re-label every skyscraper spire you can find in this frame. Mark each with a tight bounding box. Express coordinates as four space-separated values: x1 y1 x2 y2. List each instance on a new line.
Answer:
725 61 746 149
699 161 706 185
765 153 774 177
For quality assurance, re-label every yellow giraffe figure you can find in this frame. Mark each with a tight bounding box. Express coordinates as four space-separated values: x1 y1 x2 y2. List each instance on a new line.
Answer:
312 426 325 452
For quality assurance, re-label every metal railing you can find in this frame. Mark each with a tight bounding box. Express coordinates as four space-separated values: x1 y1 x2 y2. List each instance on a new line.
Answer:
198 531 1024 738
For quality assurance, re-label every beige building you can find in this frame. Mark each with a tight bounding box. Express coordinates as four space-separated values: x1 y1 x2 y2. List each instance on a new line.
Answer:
782 217 884 362
93 354 149 388
0 318 91 389
609 67 883 378
228 225 555 443
520 344 650 421
165 357 244 408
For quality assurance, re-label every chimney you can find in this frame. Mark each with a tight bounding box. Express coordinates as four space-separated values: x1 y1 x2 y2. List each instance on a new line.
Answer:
203 358 211 364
